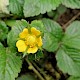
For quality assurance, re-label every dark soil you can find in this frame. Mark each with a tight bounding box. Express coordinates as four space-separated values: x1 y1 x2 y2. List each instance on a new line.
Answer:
57 9 80 27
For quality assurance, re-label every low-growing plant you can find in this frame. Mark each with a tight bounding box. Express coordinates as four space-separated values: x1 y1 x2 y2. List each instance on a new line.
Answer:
0 0 80 80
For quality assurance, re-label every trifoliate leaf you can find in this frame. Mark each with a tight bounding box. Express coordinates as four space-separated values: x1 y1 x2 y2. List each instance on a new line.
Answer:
23 0 62 17
0 47 22 80
56 46 80 77
63 21 80 50
9 0 24 16
42 18 63 52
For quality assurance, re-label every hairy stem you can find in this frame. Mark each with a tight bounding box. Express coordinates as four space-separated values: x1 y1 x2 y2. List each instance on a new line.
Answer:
26 59 45 80
32 61 51 80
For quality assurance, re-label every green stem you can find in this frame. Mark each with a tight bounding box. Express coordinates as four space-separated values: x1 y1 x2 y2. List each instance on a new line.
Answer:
32 61 50 80
26 59 45 80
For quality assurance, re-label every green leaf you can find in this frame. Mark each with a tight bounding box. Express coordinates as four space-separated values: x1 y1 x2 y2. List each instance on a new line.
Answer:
62 0 80 9
23 0 62 17
16 74 37 80
0 20 8 41
42 18 63 52
7 19 28 49
0 42 4 49
27 50 43 61
0 47 22 80
63 21 80 50
56 46 80 77
56 21 80 76
68 76 80 80
0 0 9 14
47 11 56 18
5 20 16 27
57 5 67 15
9 0 24 16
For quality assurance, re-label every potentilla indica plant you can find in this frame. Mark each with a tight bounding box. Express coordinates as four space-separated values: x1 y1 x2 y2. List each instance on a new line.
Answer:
0 0 80 80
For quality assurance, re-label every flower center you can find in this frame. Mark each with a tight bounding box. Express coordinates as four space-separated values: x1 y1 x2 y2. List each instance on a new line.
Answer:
27 35 36 45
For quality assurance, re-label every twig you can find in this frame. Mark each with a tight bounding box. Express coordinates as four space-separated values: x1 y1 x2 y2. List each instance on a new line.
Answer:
26 59 45 80
62 11 80 30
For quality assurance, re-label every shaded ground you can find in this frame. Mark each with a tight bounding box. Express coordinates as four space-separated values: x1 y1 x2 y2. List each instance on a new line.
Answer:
57 9 80 29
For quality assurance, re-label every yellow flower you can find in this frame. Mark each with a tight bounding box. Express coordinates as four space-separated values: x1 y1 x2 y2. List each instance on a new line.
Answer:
16 27 43 54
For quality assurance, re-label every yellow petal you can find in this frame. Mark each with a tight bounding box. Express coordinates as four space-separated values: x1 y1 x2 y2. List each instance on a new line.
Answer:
16 40 24 47
37 36 43 47
16 40 27 52
31 27 41 36
18 46 27 52
19 28 28 39
27 46 38 53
